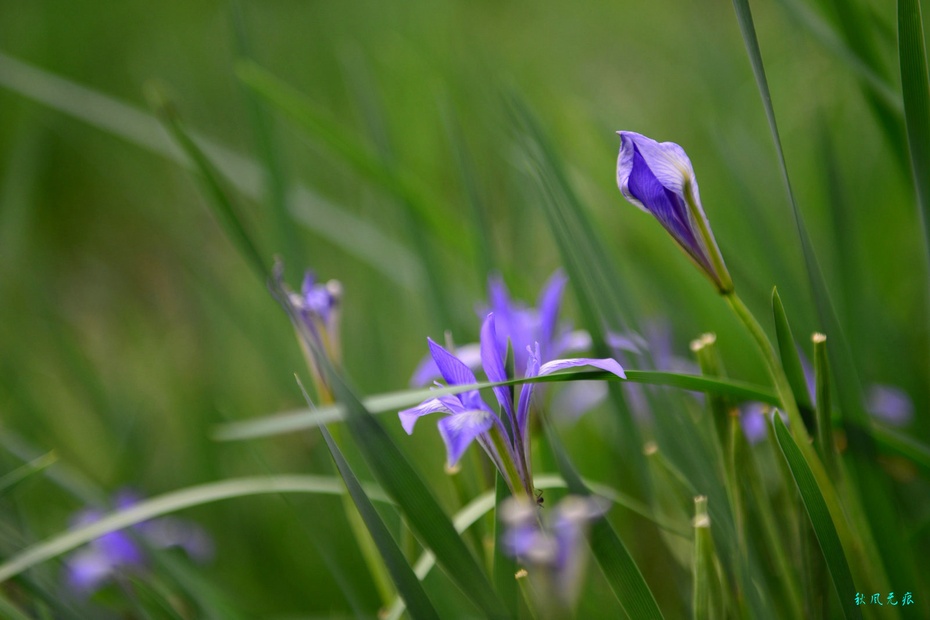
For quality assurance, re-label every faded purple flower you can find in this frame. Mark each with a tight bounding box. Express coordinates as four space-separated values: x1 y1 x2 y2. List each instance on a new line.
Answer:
616 131 733 294
276 263 344 401
400 313 625 498
866 384 914 426
740 404 789 445
64 490 212 596
500 495 609 609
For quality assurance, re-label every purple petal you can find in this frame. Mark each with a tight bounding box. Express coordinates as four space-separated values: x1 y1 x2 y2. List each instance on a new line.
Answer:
481 314 516 424
539 357 626 379
537 271 567 359
410 344 482 387
427 338 479 387
437 410 495 466
139 518 214 562
399 398 452 434
517 344 542 434
551 381 608 421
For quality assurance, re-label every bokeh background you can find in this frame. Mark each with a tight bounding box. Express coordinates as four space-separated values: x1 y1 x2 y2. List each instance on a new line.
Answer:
0 0 927 616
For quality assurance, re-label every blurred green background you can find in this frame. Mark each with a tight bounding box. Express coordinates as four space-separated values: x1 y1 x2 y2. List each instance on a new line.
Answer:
0 0 927 616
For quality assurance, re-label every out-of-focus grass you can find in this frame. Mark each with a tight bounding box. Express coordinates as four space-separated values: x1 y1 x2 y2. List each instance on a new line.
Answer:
0 0 927 616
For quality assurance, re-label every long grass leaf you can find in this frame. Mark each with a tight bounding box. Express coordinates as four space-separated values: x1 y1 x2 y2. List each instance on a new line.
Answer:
771 289 814 427
213 369 780 441
771 414 861 620
147 84 270 282
0 475 391 583
0 452 57 496
318 420 440 619
899 0 930 268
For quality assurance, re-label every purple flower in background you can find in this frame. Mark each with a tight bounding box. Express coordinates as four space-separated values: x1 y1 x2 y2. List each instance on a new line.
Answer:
740 404 789 445
616 131 733 294
411 271 591 386
64 490 212 596
500 495 608 609
866 384 914 426
400 313 625 498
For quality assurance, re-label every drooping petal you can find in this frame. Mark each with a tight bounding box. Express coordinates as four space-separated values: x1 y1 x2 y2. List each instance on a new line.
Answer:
399 398 453 434
481 314 516 427
65 548 116 594
437 409 495 467
539 357 626 379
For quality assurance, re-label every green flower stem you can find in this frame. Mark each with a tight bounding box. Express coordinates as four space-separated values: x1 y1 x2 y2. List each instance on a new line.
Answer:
722 292 868 584
684 179 733 294
488 424 533 501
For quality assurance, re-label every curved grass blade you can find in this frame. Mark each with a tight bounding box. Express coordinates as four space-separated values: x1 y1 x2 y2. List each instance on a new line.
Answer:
319 421 440 620
213 369 780 441
0 475 391 583
771 414 861 620
899 0 930 268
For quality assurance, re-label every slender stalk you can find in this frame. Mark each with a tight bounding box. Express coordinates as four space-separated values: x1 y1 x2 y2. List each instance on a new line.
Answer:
722 291 870 587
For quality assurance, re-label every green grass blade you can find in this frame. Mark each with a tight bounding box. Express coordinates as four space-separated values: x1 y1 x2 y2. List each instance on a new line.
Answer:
772 414 861 620
899 0 930 267
0 452 56 496
0 475 391 583
771 288 814 427
318 374 509 618
318 421 440 620
230 3 302 267
146 84 270 283
213 369 780 441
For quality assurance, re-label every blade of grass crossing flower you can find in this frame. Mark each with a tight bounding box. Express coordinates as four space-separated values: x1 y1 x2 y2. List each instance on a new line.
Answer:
771 414 861 620
146 84 270 283
731 0 911 590
318 421 440 620
213 369 781 441
542 413 662 620
899 0 930 275
772 289 814 430
0 475 394 583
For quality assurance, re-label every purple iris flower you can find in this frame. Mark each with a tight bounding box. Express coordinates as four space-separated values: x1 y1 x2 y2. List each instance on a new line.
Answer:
616 131 733 294
64 490 212 596
411 271 591 387
276 263 344 401
400 313 625 498
500 495 608 609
